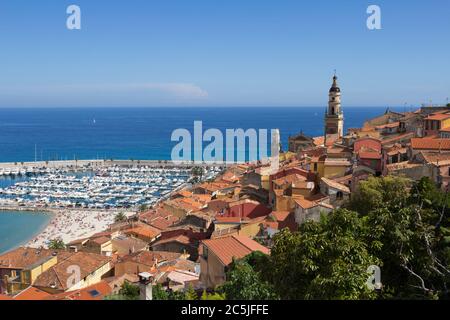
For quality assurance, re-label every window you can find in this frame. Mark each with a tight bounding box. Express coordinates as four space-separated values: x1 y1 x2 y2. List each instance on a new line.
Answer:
336 191 343 200
314 163 318 172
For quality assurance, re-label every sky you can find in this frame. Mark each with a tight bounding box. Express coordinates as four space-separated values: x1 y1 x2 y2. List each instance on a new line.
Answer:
0 0 448 108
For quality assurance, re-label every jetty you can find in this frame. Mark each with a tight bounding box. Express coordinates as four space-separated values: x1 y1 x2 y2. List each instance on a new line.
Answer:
0 159 224 210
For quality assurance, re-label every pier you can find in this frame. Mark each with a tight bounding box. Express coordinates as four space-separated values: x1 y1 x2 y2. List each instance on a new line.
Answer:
0 159 223 211
0 159 226 173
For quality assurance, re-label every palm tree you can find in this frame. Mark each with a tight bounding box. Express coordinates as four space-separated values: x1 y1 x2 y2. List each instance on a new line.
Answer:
114 212 127 223
48 239 66 250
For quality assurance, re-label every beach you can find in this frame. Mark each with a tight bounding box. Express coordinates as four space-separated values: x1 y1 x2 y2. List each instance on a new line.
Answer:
25 208 135 247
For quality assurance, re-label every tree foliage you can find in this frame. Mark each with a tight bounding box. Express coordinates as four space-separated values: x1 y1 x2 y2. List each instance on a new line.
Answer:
201 290 226 300
119 282 140 300
268 209 379 300
48 238 66 250
218 176 450 300
219 258 278 300
348 176 450 298
114 212 127 223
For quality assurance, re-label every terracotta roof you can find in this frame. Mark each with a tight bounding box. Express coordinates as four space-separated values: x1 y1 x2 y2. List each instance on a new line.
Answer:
202 235 270 266
387 147 408 156
152 235 192 247
411 138 450 150
271 211 290 221
45 281 112 300
195 181 233 193
313 136 325 146
272 173 306 187
120 251 181 267
33 252 111 291
125 225 161 240
321 177 351 193
420 152 450 166
0 247 69 270
305 193 330 202
381 132 415 145
375 122 400 129
215 216 243 224
264 211 298 232
324 158 352 166
358 151 382 160
111 236 148 252
13 286 51 300
293 197 317 209
0 294 12 300
166 270 199 284
332 174 352 184
91 236 111 245
425 113 450 121
386 161 422 171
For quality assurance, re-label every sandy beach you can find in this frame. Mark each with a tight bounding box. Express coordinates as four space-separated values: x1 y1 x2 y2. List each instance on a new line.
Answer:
26 208 136 248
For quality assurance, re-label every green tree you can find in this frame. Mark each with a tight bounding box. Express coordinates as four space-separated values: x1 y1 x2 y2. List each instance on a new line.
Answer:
114 212 127 223
349 176 450 299
201 290 226 300
48 239 66 250
185 285 198 300
347 175 411 214
269 209 379 300
219 258 278 300
152 284 169 300
118 282 140 300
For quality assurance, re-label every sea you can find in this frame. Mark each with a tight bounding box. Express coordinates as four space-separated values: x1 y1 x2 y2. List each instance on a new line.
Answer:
0 106 403 253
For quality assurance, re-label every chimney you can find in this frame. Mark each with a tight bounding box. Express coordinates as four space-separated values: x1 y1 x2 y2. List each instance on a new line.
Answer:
138 272 154 301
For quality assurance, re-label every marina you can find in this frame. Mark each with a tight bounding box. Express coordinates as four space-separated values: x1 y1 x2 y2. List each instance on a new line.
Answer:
0 160 223 249
0 161 224 210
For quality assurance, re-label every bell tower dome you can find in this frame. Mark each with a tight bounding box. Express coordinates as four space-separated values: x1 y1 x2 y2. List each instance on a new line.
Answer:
324 74 344 141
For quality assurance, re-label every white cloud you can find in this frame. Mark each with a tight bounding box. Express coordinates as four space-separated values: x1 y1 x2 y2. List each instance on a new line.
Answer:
140 83 208 99
0 82 209 101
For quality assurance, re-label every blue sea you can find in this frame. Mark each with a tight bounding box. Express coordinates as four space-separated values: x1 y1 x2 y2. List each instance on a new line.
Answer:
0 211 52 254
0 106 401 163
0 106 401 253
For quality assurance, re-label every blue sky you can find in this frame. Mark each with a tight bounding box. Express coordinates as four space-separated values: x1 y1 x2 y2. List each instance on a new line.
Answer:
0 0 448 107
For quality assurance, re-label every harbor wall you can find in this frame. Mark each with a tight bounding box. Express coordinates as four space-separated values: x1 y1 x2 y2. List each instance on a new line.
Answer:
0 159 227 171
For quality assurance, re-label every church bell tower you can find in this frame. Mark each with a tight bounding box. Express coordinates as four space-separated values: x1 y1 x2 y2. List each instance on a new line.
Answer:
324 74 344 142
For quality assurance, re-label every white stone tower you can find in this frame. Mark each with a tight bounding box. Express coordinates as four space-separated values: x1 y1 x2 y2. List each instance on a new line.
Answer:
324 74 344 142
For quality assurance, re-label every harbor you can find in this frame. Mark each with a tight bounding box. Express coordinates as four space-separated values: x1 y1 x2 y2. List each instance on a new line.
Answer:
0 160 224 248
0 160 224 210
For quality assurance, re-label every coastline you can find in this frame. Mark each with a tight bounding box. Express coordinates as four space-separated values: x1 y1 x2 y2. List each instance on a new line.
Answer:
0 182 189 250
0 206 135 249
0 210 52 254
25 208 136 248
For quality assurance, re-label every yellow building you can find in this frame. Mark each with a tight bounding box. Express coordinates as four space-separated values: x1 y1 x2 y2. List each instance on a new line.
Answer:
0 248 62 295
311 157 351 179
